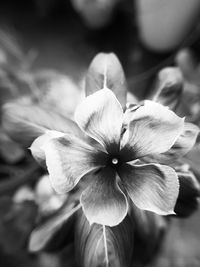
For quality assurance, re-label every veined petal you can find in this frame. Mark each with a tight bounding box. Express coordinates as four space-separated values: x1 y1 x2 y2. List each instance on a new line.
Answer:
165 122 199 158
74 88 123 153
81 167 128 226
42 134 107 194
30 130 65 166
121 100 184 160
147 122 200 164
118 163 179 215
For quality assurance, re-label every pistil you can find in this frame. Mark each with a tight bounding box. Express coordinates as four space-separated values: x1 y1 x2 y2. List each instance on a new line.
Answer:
112 158 118 165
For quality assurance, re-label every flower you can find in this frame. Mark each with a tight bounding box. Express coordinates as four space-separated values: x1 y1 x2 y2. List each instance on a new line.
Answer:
30 88 199 227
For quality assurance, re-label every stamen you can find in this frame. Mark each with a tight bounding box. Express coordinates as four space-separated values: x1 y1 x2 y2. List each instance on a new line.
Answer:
112 158 118 165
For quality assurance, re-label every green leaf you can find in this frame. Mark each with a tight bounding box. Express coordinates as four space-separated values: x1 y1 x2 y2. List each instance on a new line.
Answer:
2 100 81 147
75 210 134 267
29 203 81 252
85 53 127 109
149 67 183 110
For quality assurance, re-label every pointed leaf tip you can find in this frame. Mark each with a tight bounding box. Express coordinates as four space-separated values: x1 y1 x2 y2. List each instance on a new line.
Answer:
150 67 183 110
85 53 127 108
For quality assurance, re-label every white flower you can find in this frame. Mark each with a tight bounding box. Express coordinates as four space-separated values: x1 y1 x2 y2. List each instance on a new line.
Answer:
31 88 199 227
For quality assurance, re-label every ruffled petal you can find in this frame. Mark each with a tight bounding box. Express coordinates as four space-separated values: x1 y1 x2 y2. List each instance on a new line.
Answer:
121 100 184 161
118 163 179 215
74 88 123 153
30 130 65 166
41 134 107 194
145 122 199 164
81 167 128 226
163 122 199 159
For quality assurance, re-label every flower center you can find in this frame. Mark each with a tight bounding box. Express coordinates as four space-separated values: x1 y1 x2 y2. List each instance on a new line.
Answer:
112 158 118 165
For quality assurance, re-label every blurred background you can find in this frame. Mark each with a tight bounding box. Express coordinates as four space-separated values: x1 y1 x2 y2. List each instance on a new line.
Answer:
0 0 200 266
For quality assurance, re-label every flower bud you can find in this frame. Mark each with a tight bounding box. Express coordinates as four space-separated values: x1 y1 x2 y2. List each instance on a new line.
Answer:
71 0 120 28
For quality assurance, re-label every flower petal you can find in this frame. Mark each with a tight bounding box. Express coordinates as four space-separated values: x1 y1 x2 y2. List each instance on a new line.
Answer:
150 122 199 164
75 88 123 153
118 163 179 215
42 134 107 194
166 122 199 157
30 130 65 166
121 100 184 160
81 167 128 226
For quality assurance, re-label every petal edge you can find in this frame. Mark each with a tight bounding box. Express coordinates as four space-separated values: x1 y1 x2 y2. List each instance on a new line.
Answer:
121 100 184 160
118 163 179 215
81 167 128 226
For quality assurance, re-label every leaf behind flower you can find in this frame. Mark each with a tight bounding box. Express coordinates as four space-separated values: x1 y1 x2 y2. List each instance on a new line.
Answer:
85 53 127 109
75 210 134 267
2 100 81 147
29 202 80 252
149 67 183 111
